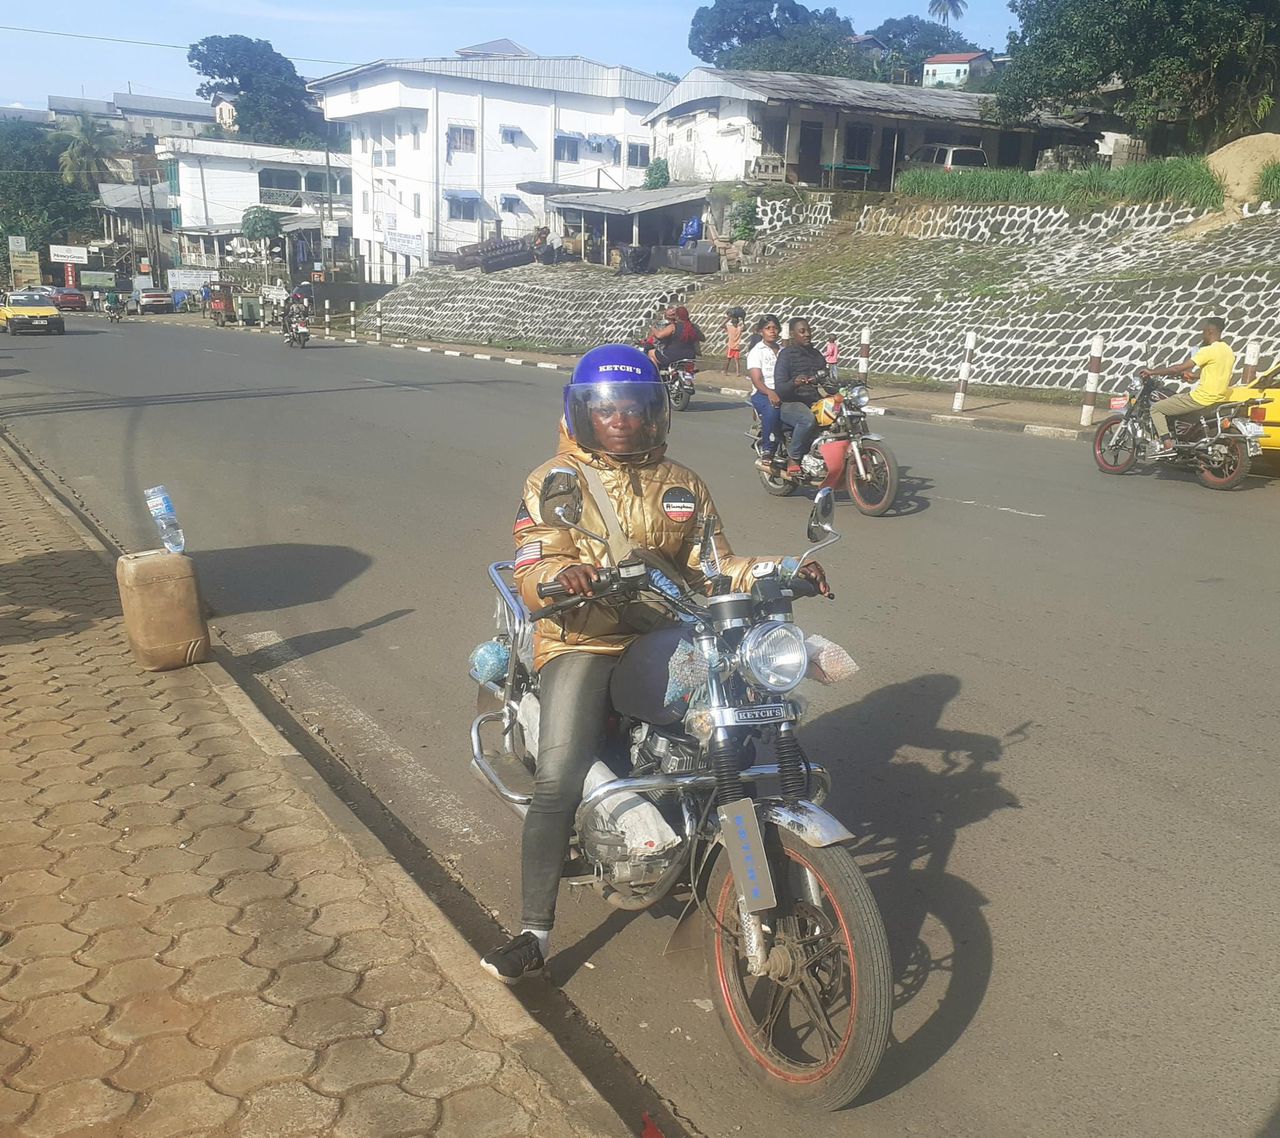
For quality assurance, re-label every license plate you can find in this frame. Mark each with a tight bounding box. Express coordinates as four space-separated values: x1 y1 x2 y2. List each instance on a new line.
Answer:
734 704 789 724
1248 439 1262 456
32 319 47 325
864 406 886 415
718 798 777 913
1109 396 1129 410
1238 422 1264 437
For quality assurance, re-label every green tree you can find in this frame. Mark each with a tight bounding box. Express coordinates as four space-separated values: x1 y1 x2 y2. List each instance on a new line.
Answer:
867 15 983 73
55 115 120 192
188 35 315 145
656 70 682 83
997 0 1280 145
927 0 968 28
644 158 671 189
241 205 282 242
0 123 95 281
688 0 854 66
723 25 877 78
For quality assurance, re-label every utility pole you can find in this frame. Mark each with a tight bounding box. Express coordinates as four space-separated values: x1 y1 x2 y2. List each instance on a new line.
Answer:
324 141 334 273
147 176 162 286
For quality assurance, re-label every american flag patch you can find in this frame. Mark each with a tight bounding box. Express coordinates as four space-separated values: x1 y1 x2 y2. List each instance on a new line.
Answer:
514 541 543 570
514 501 535 532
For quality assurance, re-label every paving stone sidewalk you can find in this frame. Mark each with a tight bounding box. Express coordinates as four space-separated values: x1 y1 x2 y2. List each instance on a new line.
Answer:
0 438 626 1138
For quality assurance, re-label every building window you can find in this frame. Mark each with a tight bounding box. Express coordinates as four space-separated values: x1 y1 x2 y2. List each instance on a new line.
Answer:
373 150 383 167
413 193 421 218
360 133 368 154
361 190 369 213
627 142 650 168
501 126 519 144
143 118 154 130
412 125 420 150
843 123 873 164
171 120 183 130
554 136 579 163
349 80 359 103
447 125 476 155
385 149 395 168
500 195 521 212
686 129 693 142
448 198 477 221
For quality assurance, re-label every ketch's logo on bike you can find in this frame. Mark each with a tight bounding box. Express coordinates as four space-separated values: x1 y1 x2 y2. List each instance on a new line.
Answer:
661 487 696 522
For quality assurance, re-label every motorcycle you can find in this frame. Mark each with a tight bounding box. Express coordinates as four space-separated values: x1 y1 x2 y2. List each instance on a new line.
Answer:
286 318 310 349
662 359 697 412
1093 372 1270 489
470 475 892 1111
750 371 899 516
106 304 123 324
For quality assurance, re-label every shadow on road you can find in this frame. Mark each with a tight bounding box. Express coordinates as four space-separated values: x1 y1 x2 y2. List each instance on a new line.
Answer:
800 674 1023 1102
236 608 414 673
884 463 933 517
1254 1099 1280 1137
0 548 120 634
190 543 373 616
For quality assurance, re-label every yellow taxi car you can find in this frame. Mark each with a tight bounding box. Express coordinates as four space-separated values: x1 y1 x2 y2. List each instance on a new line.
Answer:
0 290 66 335
1230 360 1280 455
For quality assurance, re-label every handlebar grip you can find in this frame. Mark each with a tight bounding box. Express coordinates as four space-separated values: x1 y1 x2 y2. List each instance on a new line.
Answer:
536 580 569 600
788 575 819 598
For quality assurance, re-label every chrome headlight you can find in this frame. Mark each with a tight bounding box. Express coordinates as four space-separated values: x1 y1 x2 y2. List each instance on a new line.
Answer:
847 384 871 407
740 621 808 693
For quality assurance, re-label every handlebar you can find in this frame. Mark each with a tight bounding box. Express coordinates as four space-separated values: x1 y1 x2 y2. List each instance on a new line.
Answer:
535 579 569 599
787 575 820 599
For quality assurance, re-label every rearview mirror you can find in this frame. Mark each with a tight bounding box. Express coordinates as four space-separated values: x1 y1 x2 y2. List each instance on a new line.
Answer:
806 488 835 543
539 467 582 527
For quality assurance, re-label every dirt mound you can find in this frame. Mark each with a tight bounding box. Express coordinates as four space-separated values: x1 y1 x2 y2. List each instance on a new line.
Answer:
1207 132 1280 203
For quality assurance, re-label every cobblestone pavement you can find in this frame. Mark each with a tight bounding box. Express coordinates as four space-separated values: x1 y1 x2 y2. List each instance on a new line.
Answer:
0 439 626 1138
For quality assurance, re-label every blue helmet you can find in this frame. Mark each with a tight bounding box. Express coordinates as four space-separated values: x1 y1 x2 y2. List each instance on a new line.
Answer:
564 344 669 457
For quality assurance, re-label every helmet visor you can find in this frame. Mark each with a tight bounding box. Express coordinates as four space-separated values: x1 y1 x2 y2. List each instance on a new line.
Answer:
566 380 669 456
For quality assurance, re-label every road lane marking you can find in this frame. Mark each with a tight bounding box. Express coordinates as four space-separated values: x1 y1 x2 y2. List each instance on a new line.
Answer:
234 630 485 843
936 496 1046 518
202 348 240 357
358 376 425 391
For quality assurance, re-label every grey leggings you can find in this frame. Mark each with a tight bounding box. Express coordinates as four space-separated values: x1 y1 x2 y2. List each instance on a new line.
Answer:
522 652 617 931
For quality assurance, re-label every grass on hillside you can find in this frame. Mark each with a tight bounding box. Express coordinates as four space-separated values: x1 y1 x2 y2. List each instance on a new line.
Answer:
1257 161 1280 201
896 158 1225 211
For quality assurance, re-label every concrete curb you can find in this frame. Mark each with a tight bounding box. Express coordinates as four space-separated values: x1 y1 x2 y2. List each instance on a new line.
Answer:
92 311 1090 438
0 428 630 1138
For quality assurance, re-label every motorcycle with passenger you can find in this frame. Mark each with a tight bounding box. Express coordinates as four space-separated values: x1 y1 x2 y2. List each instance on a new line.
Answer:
750 369 899 515
284 314 310 348
469 473 892 1110
1093 372 1270 489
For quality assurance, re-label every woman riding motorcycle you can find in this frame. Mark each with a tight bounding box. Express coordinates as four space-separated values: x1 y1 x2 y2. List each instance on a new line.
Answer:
645 305 703 371
481 344 831 983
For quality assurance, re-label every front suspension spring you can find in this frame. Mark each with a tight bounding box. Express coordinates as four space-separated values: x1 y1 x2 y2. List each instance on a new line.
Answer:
775 722 807 801
708 733 744 806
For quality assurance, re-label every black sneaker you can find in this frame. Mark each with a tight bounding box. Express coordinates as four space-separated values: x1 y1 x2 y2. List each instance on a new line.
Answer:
480 932 545 984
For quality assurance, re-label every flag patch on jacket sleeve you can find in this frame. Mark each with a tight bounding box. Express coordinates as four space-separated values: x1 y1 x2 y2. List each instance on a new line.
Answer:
514 501 535 532
514 541 543 570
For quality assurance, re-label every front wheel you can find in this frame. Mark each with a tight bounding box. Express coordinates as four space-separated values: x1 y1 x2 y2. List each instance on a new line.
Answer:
846 441 898 516
1093 416 1138 474
1196 436 1250 490
707 828 892 1111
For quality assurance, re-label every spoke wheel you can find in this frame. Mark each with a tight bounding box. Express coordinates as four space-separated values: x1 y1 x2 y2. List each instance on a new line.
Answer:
1196 436 1250 489
846 441 898 516
1093 416 1138 473
707 829 892 1110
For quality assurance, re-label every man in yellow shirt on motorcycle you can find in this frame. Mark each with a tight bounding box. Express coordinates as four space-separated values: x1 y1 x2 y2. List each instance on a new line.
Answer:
1141 317 1236 453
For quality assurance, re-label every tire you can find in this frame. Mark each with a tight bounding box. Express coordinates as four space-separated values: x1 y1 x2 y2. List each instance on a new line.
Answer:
1196 436 1250 490
1093 416 1138 474
846 441 898 516
758 467 795 496
706 828 892 1111
671 386 692 412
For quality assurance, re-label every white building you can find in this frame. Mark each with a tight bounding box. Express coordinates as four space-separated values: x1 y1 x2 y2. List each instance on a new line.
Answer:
308 41 673 282
921 52 994 89
48 93 215 139
155 137 352 269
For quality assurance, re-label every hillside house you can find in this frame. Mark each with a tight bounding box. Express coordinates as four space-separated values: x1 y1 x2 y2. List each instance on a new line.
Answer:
922 52 994 89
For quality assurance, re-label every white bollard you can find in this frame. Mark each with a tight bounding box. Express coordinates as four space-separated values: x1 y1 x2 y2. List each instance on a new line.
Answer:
953 331 977 413
376 300 383 344
1080 334 1105 428
324 298 331 339
1243 340 1260 385
858 326 871 383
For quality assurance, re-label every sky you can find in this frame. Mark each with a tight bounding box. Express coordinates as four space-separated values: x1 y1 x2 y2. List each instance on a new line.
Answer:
1 0 1018 108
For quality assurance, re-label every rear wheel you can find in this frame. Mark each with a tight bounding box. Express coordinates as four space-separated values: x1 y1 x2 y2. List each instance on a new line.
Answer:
671 385 692 411
758 466 795 496
1093 416 1138 474
846 441 898 516
1196 436 1250 489
707 829 892 1110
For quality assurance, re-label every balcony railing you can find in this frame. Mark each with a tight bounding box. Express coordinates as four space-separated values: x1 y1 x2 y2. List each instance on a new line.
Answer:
259 188 352 209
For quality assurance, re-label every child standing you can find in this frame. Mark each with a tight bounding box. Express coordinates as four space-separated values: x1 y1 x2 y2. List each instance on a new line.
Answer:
823 334 840 382
723 313 743 375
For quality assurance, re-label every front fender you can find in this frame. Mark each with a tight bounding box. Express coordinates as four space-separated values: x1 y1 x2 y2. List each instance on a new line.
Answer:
762 800 855 847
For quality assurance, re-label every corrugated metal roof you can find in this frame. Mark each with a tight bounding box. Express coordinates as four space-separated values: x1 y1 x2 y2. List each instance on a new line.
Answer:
925 53 989 64
49 96 116 116
0 107 51 123
645 68 1079 132
95 183 170 211
113 93 214 119
309 57 673 106
544 183 712 216
455 38 535 57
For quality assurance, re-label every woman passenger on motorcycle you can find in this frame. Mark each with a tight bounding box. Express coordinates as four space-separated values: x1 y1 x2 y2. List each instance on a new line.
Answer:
481 344 831 983
773 317 828 478
646 305 701 371
747 317 784 471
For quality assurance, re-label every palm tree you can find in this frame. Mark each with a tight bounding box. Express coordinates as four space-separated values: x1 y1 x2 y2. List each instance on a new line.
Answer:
56 115 119 192
928 0 968 27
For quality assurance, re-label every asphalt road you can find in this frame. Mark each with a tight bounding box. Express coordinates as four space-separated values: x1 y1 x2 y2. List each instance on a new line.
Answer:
2 317 1277 1138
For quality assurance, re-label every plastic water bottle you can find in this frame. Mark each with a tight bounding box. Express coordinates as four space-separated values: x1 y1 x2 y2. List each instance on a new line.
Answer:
144 484 185 553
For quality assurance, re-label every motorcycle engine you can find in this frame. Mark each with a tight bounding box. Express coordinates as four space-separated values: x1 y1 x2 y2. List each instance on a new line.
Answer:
801 452 828 478
633 726 702 776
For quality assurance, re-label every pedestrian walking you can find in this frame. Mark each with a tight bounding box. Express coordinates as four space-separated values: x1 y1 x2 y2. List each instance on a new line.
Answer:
723 312 743 376
823 334 841 382
91 289 101 312
200 282 211 317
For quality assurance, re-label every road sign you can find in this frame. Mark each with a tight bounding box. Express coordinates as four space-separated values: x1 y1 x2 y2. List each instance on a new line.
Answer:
49 244 89 265
63 263 77 288
167 268 217 291
384 230 423 258
321 219 339 238
9 251 41 287
7 236 26 254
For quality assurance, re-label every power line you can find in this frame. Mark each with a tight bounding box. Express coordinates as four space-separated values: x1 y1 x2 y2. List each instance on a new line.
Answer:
0 24 355 67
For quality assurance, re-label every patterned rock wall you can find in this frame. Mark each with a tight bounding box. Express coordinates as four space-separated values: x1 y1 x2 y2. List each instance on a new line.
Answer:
755 194 835 237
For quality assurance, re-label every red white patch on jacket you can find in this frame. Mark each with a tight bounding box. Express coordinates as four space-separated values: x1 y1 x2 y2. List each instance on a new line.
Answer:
514 501 535 532
514 541 543 570
662 487 697 522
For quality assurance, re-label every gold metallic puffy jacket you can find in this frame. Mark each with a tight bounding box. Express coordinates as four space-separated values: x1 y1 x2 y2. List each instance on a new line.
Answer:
513 435 776 671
